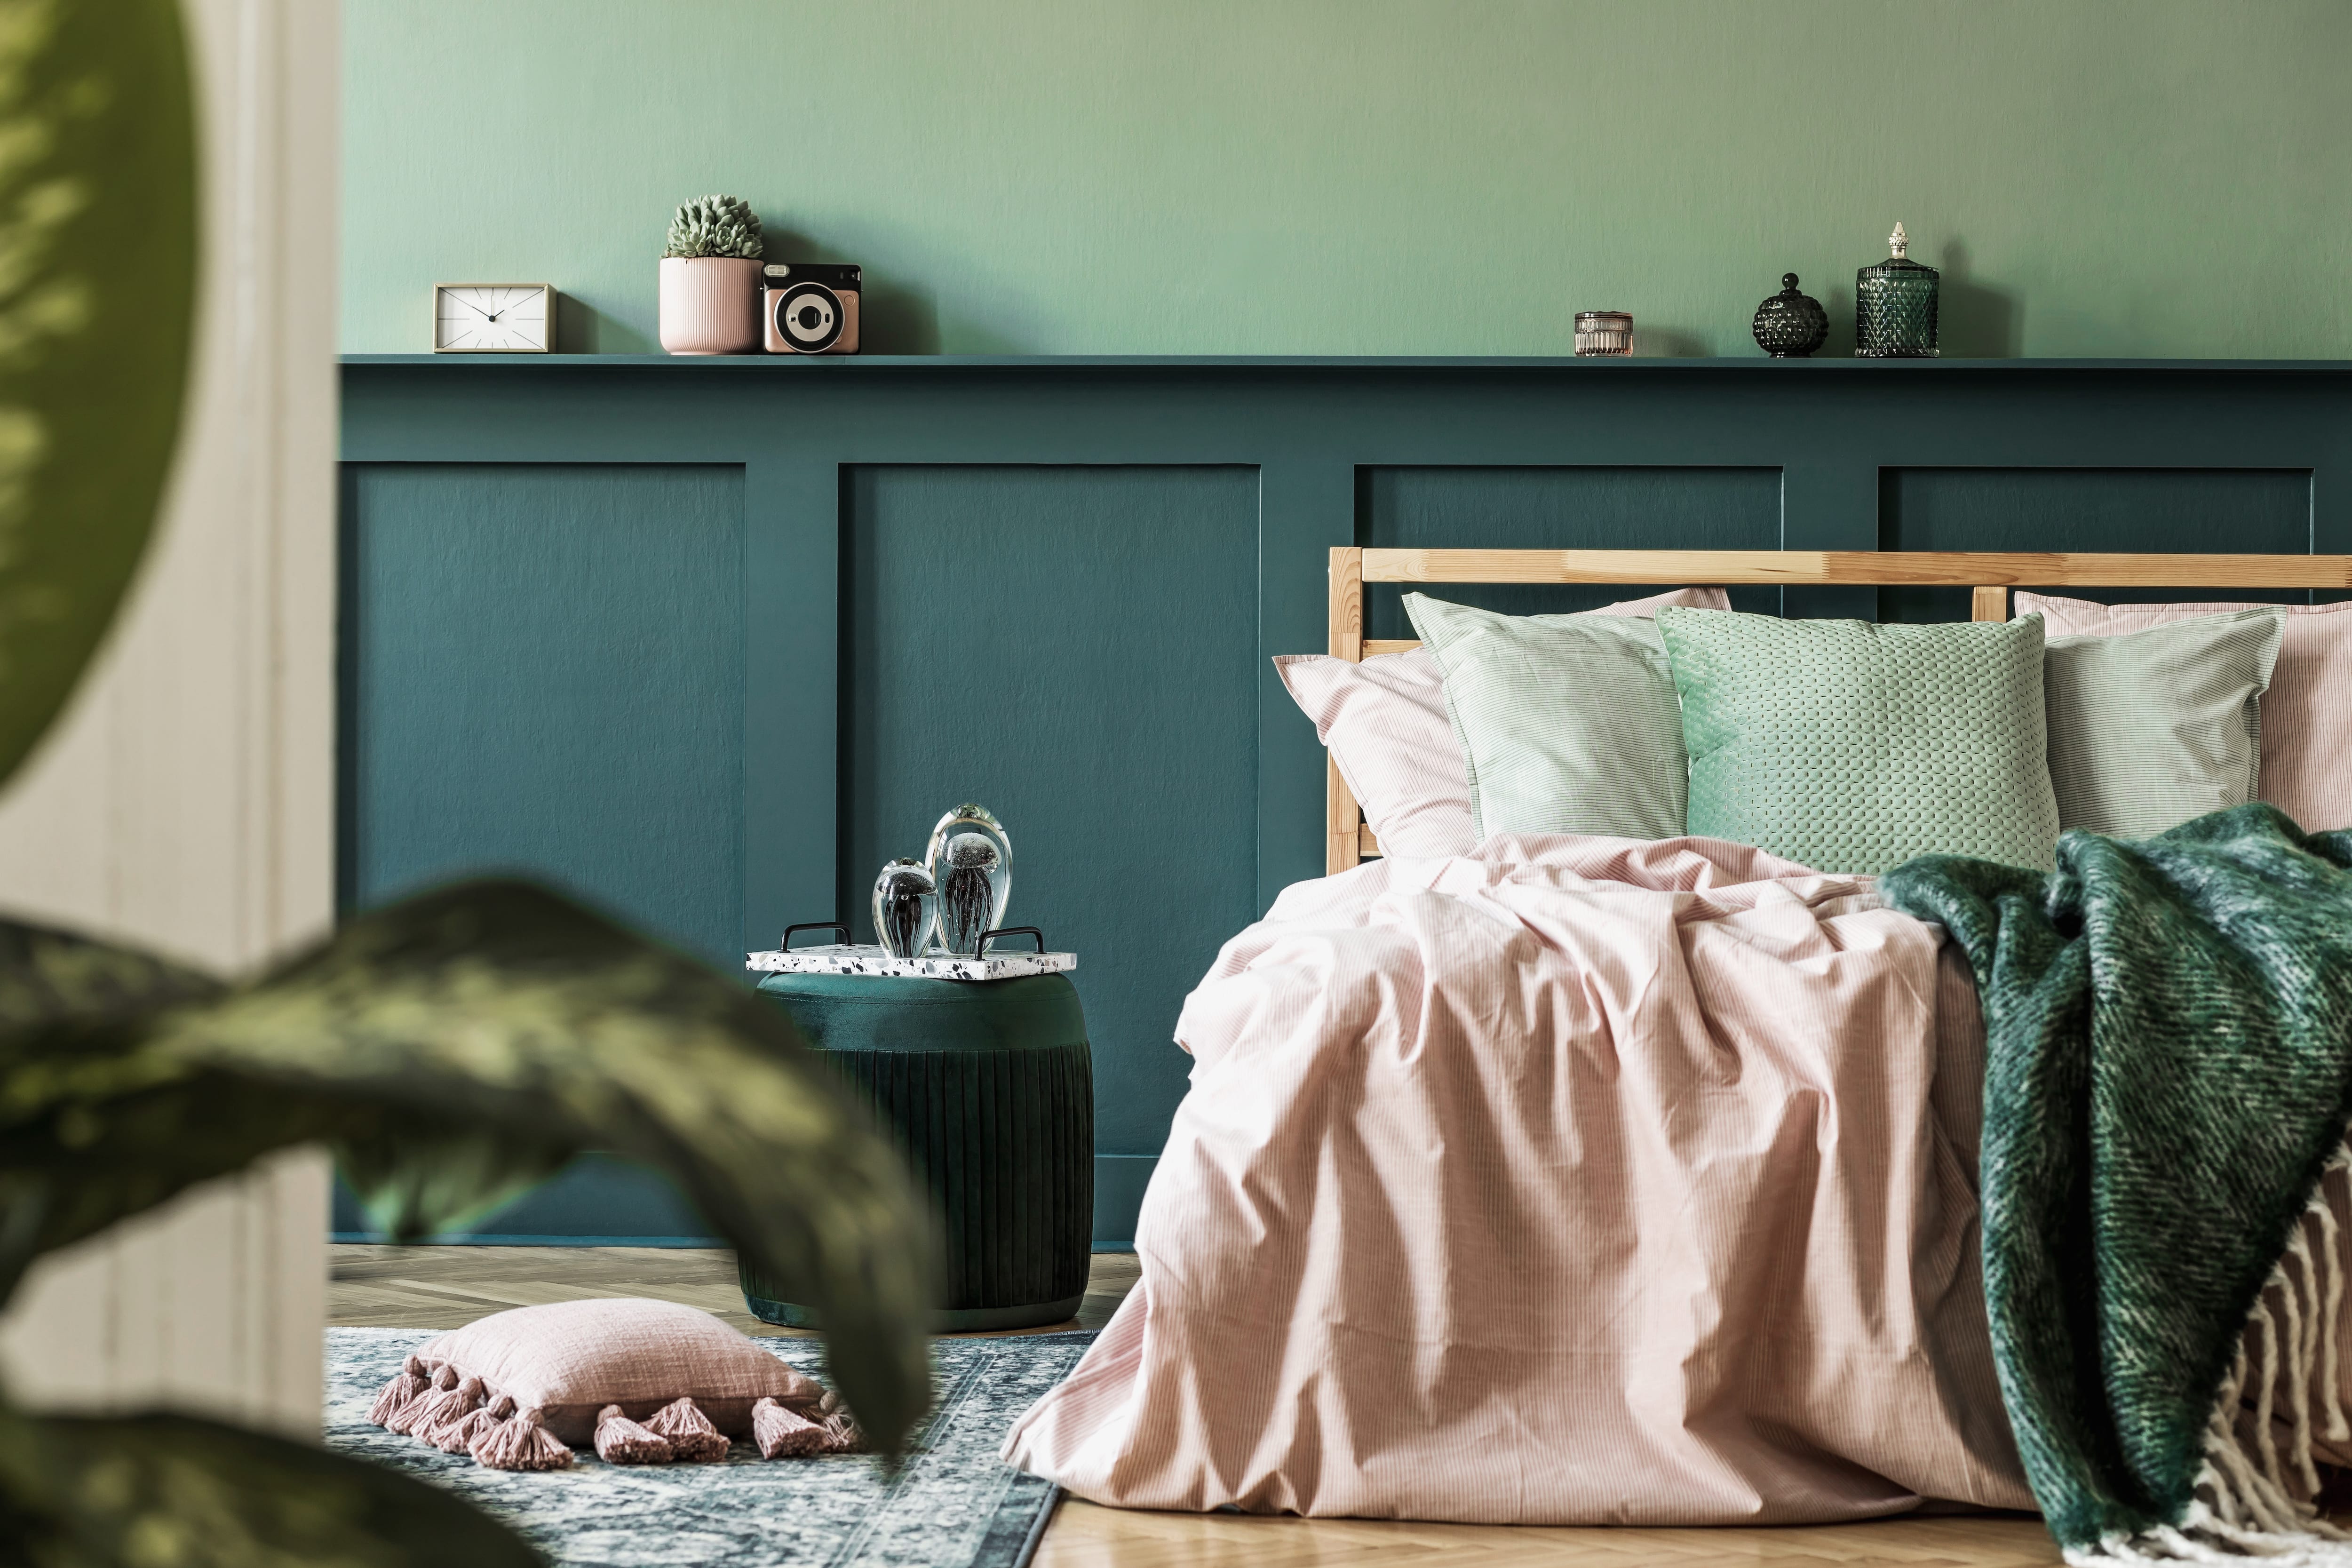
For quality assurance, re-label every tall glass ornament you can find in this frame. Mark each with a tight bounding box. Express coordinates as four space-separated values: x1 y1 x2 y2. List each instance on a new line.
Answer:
872 859 938 958
924 803 1012 956
1856 222 1939 358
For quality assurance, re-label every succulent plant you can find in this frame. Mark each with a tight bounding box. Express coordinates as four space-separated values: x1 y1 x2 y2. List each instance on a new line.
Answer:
664 193 763 260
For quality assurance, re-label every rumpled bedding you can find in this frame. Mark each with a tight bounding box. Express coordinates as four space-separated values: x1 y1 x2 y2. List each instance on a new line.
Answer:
1002 834 2041 1523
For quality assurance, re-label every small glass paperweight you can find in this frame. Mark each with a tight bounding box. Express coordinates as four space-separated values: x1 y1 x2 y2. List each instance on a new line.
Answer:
1573 311 1633 357
872 859 937 959
1856 223 1939 358
924 803 1012 956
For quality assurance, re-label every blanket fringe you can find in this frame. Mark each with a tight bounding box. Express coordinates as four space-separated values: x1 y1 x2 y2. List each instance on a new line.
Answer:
2068 1146 2352 1564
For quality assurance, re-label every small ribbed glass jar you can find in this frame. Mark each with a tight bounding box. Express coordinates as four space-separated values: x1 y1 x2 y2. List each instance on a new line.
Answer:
1856 223 1939 358
1573 311 1633 357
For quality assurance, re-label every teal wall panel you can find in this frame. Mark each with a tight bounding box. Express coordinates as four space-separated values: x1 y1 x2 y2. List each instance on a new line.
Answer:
1360 466 1782 635
333 1154 719 1247
841 466 1260 1158
341 463 747 966
1091 1157 1159 1251
338 462 748 1243
1880 467 2318 621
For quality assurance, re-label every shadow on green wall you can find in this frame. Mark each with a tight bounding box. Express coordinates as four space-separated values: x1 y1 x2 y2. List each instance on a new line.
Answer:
556 292 655 353
1638 327 1709 357
1939 238 2023 358
761 223 936 353
766 222 1034 355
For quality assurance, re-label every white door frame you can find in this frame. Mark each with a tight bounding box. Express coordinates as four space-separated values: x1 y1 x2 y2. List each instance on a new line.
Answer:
0 0 340 1438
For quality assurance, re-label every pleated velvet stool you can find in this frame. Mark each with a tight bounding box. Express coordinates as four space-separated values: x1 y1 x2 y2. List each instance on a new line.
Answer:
742 969 1094 1331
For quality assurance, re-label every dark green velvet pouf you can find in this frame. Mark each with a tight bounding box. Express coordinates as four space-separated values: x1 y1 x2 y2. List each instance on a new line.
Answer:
745 971 1094 1332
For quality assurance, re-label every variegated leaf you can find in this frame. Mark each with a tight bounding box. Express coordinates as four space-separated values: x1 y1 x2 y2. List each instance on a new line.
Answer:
0 0 198 789
0 881 938 1453
0 1403 542 1567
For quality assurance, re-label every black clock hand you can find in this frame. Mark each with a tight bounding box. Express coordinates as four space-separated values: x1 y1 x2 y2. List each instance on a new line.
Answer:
455 295 493 320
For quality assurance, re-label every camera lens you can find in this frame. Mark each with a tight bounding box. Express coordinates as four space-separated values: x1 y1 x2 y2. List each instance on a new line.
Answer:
774 281 843 352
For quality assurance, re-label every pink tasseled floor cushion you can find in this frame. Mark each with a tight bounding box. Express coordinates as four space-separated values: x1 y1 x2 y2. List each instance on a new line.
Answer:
366 1297 859 1471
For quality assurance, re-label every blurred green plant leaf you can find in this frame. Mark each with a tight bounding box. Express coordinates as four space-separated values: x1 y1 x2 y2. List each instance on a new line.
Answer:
0 1403 543 1567
0 0 198 791
0 880 938 1453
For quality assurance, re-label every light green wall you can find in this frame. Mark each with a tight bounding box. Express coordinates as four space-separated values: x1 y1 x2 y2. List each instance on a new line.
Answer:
342 1 2352 358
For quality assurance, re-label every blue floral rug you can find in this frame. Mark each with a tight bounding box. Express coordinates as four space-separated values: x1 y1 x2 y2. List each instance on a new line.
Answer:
326 1327 1093 1568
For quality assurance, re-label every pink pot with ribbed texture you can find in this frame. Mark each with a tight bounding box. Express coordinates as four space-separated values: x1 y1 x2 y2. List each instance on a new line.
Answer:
658 257 762 355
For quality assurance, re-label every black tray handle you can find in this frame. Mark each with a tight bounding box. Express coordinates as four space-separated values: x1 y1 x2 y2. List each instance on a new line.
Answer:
978 926 1047 955
782 922 850 951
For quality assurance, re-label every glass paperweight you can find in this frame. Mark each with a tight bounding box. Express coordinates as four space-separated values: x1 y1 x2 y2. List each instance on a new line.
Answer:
1573 311 1633 357
1856 223 1939 358
1752 273 1828 358
872 859 937 959
924 804 1011 956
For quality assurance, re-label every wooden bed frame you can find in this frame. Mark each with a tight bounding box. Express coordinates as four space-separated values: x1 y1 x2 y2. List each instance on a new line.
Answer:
1324 547 2352 875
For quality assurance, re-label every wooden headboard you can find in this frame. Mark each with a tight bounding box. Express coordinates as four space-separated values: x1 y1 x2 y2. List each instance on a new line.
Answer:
1324 547 2352 875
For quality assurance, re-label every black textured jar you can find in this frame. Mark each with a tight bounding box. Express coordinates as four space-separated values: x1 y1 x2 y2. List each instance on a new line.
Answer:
1751 273 1828 358
1856 222 1939 358
742 971 1094 1331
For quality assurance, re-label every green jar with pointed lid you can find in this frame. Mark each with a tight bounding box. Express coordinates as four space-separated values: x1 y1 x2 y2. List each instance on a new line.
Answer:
1857 222 1939 358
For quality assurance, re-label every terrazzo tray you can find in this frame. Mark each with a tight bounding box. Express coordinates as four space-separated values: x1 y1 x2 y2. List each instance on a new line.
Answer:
744 943 1076 981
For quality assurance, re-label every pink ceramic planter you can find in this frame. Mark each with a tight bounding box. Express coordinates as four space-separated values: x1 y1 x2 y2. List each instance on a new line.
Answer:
658 256 762 355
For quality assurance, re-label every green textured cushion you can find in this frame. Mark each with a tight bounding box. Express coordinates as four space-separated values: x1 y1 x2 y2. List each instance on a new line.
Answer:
1403 591 1687 839
2042 607 2284 838
1656 607 2059 875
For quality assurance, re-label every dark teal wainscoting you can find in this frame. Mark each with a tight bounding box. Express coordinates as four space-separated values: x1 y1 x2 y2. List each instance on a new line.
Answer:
339 355 2352 1248
335 462 747 1243
842 466 1261 1161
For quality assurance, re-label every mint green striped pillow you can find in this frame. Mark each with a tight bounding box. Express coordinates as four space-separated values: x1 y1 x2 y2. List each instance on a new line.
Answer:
1403 593 1687 840
2041 606 2284 838
1655 608 2059 875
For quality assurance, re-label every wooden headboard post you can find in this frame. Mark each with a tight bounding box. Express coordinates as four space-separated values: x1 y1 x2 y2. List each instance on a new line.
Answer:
1323 548 2351 875
1327 547 1366 875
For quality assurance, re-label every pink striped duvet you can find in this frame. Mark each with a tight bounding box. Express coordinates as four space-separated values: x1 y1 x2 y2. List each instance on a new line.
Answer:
1003 834 2040 1523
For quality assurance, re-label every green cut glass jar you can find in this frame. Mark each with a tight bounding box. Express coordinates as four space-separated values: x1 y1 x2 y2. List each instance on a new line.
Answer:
1856 223 1939 358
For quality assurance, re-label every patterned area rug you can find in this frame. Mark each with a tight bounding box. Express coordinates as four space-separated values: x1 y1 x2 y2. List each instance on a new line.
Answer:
326 1327 1093 1568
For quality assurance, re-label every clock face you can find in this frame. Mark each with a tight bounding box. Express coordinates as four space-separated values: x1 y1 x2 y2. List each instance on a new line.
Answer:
433 284 553 352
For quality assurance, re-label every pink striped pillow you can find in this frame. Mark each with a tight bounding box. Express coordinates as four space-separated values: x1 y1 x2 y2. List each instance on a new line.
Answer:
2018 592 2352 832
1276 587 1732 859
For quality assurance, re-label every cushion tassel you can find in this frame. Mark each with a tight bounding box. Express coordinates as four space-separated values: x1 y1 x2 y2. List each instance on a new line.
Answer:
751 1396 827 1459
813 1387 865 1454
469 1404 572 1472
643 1395 730 1463
594 1403 674 1465
818 1412 866 1455
438 1391 511 1456
387 1363 459 1436
420 1376 486 1450
367 1354 432 1428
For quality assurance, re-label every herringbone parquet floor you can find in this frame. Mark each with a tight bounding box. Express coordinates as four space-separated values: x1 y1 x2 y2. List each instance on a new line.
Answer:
330 1246 2058 1566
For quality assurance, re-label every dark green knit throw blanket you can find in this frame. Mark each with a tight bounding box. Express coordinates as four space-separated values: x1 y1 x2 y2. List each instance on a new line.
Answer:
1881 804 2352 1560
